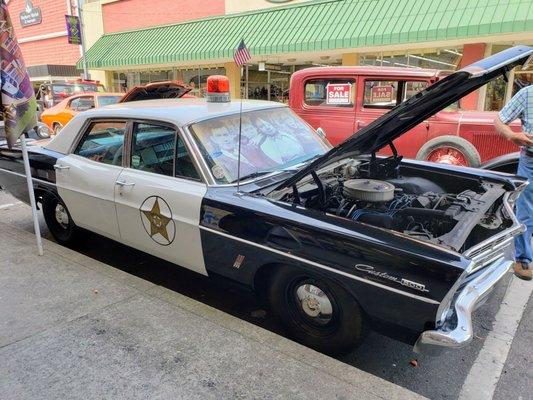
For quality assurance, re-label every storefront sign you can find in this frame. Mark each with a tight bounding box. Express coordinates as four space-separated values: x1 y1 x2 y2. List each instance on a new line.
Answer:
19 0 42 27
370 86 393 103
326 83 352 105
65 15 82 45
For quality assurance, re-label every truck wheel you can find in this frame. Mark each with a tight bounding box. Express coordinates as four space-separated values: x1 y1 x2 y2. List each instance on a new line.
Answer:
42 195 80 246
268 266 365 355
416 135 481 167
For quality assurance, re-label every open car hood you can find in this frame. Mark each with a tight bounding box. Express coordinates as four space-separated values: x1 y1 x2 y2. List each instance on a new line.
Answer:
276 45 533 190
119 81 192 103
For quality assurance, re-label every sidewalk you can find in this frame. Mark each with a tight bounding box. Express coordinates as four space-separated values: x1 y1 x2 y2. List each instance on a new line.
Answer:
0 222 424 400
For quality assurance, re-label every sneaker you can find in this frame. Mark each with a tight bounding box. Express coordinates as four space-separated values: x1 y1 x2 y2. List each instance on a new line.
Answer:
514 261 532 281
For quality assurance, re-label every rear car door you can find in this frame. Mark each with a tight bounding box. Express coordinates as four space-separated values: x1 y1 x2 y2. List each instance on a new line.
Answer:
114 121 207 275
55 120 127 239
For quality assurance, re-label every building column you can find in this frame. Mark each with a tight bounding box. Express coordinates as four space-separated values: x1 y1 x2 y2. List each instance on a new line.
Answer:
224 62 241 99
342 53 360 66
459 43 487 110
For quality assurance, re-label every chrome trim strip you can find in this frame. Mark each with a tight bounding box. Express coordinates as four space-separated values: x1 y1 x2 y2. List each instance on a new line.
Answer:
200 225 440 305
0 167 56 187
414 257 512 354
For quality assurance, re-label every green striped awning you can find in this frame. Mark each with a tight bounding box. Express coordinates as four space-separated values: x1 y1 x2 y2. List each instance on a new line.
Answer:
80 0 533 69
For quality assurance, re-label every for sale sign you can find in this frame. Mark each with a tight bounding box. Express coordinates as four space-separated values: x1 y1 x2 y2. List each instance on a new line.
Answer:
326 83 352 105
370 86 393 103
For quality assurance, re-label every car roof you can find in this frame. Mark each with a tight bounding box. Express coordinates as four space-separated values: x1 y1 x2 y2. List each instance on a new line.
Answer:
291 66 441 79
84 98 286 126
45 98 287 154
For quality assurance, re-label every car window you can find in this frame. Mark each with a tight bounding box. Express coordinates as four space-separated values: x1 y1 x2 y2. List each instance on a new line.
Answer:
130 123 175 177
74 121 126 166
175 135 201 180
97 96 122 107
304 79 355 107
68 98 80 110
403 81 429 101
363 80 399 108
76 96 95 111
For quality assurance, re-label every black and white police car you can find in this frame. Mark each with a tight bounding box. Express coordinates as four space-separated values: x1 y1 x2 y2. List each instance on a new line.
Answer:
1 46 532 355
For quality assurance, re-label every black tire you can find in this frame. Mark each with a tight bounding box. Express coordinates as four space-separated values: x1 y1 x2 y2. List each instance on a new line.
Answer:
268 266 365 355
42 195 80 246
416 135 481 167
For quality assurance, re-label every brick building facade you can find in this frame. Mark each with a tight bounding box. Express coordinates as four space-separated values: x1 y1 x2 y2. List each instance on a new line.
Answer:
7 0 81 81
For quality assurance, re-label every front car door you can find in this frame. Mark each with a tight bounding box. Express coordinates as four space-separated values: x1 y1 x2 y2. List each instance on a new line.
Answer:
114 121 208 275
55 119 128 239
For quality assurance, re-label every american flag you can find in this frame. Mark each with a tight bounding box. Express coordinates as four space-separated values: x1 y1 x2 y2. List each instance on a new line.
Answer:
233 40 251 67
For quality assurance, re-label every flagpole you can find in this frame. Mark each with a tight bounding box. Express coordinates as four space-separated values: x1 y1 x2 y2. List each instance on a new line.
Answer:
20 135 44 256
236 64 244 195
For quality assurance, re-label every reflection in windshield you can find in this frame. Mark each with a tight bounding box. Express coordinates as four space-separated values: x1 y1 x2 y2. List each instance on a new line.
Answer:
98 96 122 107
190 107 329 183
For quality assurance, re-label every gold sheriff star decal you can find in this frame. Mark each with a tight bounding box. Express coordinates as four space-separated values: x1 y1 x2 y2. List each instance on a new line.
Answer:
140 196 175 245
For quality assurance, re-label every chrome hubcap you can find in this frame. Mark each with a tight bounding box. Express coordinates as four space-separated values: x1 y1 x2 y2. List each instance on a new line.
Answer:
54 204 69 229
296 284 333 322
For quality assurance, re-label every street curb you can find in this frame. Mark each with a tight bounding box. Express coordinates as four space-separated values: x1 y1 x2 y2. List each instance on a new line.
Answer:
0 222 426 400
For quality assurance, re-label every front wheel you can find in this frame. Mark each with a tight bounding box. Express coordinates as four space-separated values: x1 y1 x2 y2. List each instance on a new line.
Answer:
42 195 81 246
268 266 365 355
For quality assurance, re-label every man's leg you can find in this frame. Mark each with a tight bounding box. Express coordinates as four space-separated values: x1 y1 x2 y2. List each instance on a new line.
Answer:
514 153 533 280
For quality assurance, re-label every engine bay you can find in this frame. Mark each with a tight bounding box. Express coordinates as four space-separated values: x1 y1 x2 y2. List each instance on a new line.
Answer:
270 157 512 252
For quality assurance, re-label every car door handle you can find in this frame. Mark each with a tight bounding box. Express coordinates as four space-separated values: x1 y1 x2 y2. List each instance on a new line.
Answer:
53 164 70 171
115 179 135 187
356 120 367 129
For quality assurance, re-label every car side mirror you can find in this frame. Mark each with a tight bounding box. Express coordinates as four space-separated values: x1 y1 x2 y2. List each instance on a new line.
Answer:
316 127 326 139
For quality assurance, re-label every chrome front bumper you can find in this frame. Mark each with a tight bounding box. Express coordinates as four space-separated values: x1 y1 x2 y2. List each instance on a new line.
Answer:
414 257 512 354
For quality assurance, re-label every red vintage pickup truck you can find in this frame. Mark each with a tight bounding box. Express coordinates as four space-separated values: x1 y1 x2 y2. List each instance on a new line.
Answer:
289 66 520 167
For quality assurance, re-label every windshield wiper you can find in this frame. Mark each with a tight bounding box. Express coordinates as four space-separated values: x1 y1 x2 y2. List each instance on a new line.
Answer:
232 170 273 183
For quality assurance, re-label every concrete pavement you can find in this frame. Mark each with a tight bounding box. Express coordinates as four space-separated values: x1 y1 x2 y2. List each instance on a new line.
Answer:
0 221 424 400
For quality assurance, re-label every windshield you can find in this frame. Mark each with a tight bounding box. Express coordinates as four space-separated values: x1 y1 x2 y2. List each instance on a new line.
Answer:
98 95 122 107
190 107 329 184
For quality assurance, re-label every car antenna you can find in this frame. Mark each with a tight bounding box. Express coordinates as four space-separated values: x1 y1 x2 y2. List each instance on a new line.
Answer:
233 39 251 196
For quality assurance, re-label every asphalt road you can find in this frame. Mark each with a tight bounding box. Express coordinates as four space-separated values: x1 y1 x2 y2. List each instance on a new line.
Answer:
0 190 531 400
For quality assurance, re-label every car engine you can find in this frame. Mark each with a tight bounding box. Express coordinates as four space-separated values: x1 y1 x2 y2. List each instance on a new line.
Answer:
272 158 512 251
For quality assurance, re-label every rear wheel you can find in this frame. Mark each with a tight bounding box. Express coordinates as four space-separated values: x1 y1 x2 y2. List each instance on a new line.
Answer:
416 135 481 167
268 266 365 355
42 195 80 246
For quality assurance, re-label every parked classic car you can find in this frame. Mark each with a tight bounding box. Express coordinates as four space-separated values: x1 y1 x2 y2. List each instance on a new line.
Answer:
40 92 123 135
36 79 106 112
0 46 531 356
290 64 524 167
40 81 194 136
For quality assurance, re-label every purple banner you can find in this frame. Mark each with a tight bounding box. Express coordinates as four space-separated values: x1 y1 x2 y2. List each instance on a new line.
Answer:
1 1 37 147
65 14 82 45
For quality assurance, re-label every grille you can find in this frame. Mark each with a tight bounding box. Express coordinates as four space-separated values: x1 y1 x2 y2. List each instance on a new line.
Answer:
470 132 518 162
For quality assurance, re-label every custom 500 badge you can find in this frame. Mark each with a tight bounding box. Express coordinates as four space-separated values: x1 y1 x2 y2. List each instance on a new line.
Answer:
139 196 176 246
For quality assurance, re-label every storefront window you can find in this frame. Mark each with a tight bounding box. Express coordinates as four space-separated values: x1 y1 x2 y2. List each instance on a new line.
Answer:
178 67 226 97
360 47 462 70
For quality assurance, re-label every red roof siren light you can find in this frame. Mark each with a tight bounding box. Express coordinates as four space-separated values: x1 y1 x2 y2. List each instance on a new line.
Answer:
206 75 230 103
